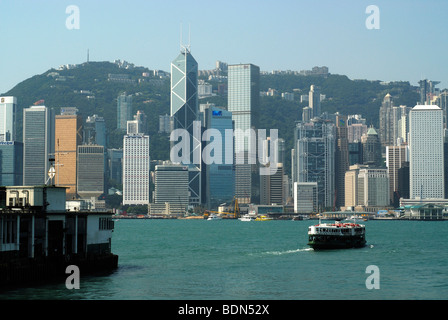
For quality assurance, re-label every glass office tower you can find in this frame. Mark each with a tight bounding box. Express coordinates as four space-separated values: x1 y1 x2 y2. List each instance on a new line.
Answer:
204 106 234 209
117 93 132 131
292 118 335 210
170 46 201 205
0 141 23 185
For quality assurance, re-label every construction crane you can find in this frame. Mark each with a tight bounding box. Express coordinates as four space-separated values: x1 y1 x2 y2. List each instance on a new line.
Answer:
204 197 240 219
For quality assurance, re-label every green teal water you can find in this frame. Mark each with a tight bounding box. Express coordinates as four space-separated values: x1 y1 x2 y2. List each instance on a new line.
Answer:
1 219 448 300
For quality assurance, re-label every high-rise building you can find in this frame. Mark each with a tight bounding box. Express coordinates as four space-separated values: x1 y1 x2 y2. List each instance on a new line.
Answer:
344 164 389 210
302 106 312 123
386 144 408 204
348 141 363 165
153 164 189 207
107 148 123 184
409 105 444 199
309 85 321 118
84 114 106 147
159 114 172 134
294 182 318 214
127 111 147 135
170 46 201 206
228 63 260 204
117 93 132 130
23 105 55 186
0 141 23 186
335 114 349 208
203 106 234 209
347 123 367 143
0 96 16 142
260 137 285 205
344 164 366 209
77 145 104 199
55 113 82 198
292 118 335 210
357 167 390 209
361 127 382 167
419 79 440 105
122 134 150 205
379 93 394 147
397 105 411 144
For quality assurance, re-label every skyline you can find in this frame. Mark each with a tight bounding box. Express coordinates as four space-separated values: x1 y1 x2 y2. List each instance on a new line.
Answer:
2 0 448 95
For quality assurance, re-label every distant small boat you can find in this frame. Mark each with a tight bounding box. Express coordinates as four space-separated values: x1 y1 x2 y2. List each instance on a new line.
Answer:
293 215 310 221
207 213 223 220
239 214 256 221
342 215 367 222
255 215 273 221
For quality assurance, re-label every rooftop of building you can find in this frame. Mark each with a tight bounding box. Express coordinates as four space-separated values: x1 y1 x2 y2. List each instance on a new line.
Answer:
412 104 441 110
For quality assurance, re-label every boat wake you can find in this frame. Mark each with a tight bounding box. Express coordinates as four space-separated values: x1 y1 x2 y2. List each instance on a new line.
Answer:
262 248 313 256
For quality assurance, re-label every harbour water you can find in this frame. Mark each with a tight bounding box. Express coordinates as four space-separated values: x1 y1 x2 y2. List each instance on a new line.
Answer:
1 219 447 300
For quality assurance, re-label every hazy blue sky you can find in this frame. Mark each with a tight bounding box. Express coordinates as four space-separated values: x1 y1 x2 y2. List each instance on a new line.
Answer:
1 0 448 94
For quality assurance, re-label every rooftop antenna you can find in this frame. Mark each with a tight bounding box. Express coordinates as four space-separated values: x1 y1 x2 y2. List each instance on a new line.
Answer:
180 22 191 54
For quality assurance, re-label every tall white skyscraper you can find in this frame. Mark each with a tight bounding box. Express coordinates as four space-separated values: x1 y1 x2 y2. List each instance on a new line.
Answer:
0 96 16 142
228 63 260 204
122 134 150 205
23 105 55 186
409 105 444 199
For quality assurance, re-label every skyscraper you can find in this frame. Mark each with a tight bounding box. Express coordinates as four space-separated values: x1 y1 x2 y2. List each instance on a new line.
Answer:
419 79 440 105
127 111 147 135
386 144 408 204
170 45 201 205
0 141 23 186
0 96 16 142
228 63 260 204
361 127 382 167
153 164 189 206
77 145 104 199
55 113 82 198
122 134 150 205
309 85 321 118
409 105 444 199
345 164 389 210
23 105 55 186
379 93 394 147
117 93 132 131
335 114 349 208
203 106 234 209
107 148 123 184
84 114 106 147
292 118 335 210
260 137 285 205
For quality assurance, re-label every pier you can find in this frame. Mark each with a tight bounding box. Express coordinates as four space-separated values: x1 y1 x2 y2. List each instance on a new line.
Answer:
0 186 118 288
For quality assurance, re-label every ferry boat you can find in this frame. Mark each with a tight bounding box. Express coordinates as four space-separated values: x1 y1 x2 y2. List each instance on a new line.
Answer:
307 220 366 249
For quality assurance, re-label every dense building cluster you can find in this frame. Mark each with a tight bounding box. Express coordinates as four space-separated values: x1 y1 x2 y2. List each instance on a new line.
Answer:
1 50 447 217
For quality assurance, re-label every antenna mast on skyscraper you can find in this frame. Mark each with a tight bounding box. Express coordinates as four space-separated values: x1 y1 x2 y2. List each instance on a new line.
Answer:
180 22 191 54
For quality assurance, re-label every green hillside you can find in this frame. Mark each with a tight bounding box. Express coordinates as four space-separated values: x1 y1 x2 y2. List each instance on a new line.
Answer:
2 61 420 176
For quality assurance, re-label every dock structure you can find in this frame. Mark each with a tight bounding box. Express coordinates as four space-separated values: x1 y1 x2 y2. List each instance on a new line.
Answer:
0 186 118 287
